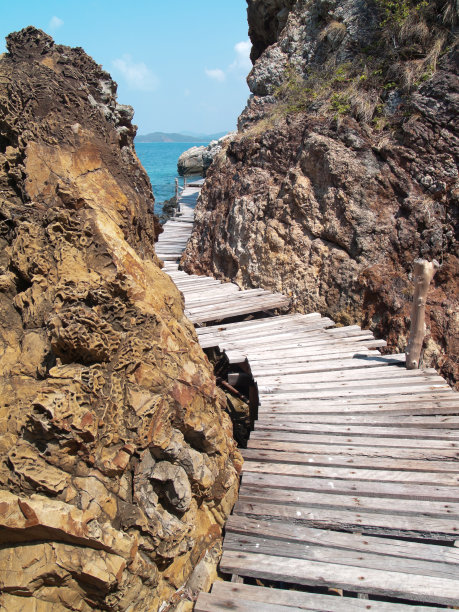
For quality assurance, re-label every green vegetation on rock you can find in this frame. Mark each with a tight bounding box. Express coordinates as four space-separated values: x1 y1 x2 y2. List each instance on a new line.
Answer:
271 0 456 127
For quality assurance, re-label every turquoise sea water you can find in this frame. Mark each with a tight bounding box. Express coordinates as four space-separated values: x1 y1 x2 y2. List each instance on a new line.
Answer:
135 142 204 214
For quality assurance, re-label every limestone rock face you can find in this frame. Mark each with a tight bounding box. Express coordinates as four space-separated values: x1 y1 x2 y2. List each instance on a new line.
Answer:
182 2 458 387
0 27 241 610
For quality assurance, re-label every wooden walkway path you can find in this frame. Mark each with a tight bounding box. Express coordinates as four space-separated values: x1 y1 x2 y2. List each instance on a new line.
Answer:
159 183 459 610
157 182 289 324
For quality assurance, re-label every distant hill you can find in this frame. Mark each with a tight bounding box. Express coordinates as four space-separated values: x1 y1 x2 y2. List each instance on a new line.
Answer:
136 131 227 143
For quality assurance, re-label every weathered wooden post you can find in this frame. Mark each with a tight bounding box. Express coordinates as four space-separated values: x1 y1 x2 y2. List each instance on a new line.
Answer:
184 176 187 189
406 258 439 369
174 178 179 217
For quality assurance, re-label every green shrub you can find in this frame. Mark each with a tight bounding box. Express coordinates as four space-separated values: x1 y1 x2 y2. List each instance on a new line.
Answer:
330 93 351 116
375 0 428 27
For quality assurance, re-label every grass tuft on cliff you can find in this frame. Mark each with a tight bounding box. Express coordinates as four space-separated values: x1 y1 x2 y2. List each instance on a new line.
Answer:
272 0 456 127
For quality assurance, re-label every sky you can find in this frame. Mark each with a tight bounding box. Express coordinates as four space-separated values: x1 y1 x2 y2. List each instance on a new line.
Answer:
0 0 252 135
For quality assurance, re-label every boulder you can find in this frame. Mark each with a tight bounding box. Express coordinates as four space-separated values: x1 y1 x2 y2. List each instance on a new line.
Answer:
177 145 207 176
177 134 236 177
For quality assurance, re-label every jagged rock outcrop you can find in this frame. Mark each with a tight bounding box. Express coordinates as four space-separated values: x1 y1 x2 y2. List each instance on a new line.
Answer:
182 0 458 387
0 27 241 610
177 134 236 177
247 0 296 62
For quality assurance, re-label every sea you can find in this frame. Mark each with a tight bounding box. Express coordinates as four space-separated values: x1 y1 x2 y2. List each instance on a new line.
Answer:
135 142 205 215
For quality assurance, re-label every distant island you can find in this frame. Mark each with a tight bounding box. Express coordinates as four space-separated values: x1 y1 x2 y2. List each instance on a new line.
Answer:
136 131 227 143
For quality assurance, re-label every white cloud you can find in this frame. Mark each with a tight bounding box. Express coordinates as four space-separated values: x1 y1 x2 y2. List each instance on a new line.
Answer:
205 68 226 82
204 41 252 84
230 40 252 72
112 55 158 91
49 16 64 30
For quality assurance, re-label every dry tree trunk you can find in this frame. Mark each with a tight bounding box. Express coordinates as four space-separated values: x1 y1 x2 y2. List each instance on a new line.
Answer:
406 259 440 369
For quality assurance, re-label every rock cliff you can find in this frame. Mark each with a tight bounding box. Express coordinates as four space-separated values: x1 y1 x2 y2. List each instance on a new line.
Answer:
0 27 241 610
182 0 458 387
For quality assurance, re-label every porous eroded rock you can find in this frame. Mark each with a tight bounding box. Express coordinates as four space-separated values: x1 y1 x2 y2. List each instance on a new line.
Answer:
0 27 241 610
182 1 458 387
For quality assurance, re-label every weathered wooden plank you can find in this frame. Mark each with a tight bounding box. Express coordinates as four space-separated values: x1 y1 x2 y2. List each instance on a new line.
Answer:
187 296 290 315
244 340 387 360
195 313 321 334
195 592 300 612
185 290 271 307
256 397 459 416
250 430 459 449
186 290 272 306
203 329 344 350
258 390 457 407
242 459 459 485
254 414 459 427
239 333 380 350
204 582 446 612
241 447 459 472
253 422 459 439
198 322 332 342
257 375 447 395
158 244 191 248
156 245 190 250
220 551 459 605
187 296 290 313
249 350 382 366
198 326 336 347
178 284 227 291
241 472 459 502
248 354 406 375
238 483 459 517
215 330 375 350
257 383 450 402
248 351 382 367
205 322 333 341
173 278 223 286
254 364 418 385
158 253 184 260
234 499 459 539
255 366 439 384
247 438 459 460
226 516 459 566
156 243 189 249
184 286 241 298
189 300 290 323
224 532 459 579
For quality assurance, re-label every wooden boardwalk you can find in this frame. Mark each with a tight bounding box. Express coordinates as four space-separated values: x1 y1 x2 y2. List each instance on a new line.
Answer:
196 316 459 610
159 182 459 610
157 183 289 324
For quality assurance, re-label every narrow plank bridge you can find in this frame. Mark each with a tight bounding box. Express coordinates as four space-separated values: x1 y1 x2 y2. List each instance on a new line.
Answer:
158 184 459 611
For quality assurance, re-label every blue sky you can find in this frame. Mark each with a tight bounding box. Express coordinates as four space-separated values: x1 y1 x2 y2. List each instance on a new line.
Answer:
0 0 251 135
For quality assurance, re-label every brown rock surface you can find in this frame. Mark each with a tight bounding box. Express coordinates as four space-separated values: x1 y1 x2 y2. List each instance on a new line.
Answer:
0 27 241 610
182 0 458 387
